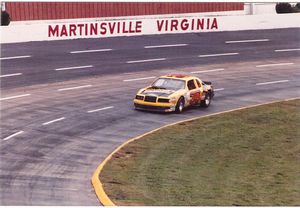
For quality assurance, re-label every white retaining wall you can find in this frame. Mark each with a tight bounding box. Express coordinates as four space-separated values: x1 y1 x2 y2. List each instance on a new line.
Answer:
1 13 299 44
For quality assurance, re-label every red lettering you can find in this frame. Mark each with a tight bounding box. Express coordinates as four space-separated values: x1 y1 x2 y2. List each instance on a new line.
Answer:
85 23 88 35
157 20 164 32
206 19 210 30
129 21 134 33
171 20 178 31
77 24 84 35
117 22 120 34
48 25 59 37
181 19 189 31
211 18 218 29
122 22 128 33
197 19 204 30
108 22 116 34
191 19 194 30
90 23 98 35
69 24 76 36
165 20 168 31
136 21 142 33
60 25 68 37
100 22 107 35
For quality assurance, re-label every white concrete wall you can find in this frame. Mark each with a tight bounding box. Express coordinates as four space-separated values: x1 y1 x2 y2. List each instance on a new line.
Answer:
1 13 299 44
244 3 277 15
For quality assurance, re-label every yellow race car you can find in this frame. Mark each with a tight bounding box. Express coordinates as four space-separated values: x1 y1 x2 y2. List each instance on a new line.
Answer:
134 74 214 113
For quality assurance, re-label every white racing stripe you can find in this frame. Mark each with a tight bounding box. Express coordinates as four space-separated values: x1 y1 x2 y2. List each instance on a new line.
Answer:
0 94 31 101
126 58 166 64
214 88 225 92
0 55 31 60
3 131 24 141
275 48 300 52
0 73 22 78
123 76 156 82
256 80 289 86
191 68 224 74
70 49 112 54
87 106 114 113
256 63 294 68
198 53 239 58
226 39 269 44
55 65 93 71
144 44 187 49
57 84 92 91
42 117 65 125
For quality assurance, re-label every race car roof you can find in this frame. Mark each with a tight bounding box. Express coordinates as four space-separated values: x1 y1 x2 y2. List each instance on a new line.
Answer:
160 74 196 80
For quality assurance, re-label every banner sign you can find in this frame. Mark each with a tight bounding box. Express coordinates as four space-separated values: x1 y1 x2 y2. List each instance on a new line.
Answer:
48 17 218 38
2 14 299 43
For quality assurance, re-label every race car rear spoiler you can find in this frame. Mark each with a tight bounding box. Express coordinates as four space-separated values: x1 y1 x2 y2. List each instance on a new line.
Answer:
203 81 212 85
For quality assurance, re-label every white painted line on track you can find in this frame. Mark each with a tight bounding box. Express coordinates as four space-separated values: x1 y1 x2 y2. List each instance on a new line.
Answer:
87 106 114 113
123 72 136 75
198 53 239 58
57 85 92 91
275 48 300 52
0 73 22 78
225 39 269 44
123 76 156 82
126 58 166 64
191 68 224 74
144 44 187 49
0 55 31 60
55 65 93 71
0 94 31 101
42 117 65 125
70 49 112 54
256 80 289 86
3 131 24 141
214 88 225 92
256 63 294 68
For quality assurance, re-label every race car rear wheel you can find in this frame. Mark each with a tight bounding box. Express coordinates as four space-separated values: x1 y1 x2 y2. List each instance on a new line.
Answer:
176 97 185 113
201 93 211 108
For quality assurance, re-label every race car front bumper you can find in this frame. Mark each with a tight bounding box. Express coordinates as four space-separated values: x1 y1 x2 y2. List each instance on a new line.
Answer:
134 99 176 112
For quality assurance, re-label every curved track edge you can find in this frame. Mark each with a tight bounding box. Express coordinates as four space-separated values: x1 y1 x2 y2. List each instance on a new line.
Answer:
91 97 299 206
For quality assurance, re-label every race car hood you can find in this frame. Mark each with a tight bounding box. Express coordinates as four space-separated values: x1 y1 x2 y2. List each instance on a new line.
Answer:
141 88 176 97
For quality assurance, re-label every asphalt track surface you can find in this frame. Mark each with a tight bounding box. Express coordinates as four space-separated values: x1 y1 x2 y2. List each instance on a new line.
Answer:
1 28 300 205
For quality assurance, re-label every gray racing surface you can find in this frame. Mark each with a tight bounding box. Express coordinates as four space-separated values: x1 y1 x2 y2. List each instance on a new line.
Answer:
1 28 300 205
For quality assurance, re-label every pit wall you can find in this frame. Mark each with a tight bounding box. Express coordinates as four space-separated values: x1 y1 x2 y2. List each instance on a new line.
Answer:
1 13 300 44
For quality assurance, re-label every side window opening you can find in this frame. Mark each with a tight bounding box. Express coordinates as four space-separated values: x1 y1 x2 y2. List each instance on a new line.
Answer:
187 80 196 90
196 79 202 88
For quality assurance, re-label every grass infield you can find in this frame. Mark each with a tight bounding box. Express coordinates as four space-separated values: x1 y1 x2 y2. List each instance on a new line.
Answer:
100 99 300 205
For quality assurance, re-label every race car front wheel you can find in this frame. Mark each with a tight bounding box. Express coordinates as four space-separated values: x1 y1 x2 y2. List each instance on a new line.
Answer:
176 97 185 113
201 93 211 108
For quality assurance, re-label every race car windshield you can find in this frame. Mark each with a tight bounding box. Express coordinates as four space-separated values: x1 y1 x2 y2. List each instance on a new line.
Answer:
152 78 185 90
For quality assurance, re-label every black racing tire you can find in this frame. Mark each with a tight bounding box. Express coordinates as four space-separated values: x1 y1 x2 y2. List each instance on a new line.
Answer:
175 97 185 113
201 93 211 108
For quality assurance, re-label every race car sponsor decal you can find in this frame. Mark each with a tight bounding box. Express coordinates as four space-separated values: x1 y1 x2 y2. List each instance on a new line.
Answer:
190 91 201 105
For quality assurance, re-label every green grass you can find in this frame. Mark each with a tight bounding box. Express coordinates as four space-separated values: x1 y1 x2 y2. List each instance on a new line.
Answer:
100 99 300 206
